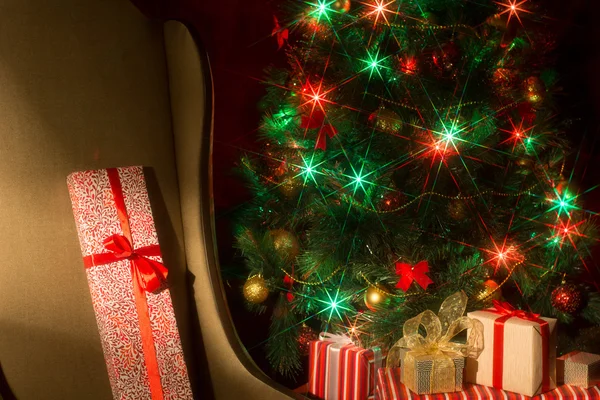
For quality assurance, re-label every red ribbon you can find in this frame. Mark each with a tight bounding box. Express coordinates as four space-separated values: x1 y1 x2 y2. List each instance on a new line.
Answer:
83 168 165 400
300 109 338 150
486 300 550 394
394 260 433 292
83 234 167 293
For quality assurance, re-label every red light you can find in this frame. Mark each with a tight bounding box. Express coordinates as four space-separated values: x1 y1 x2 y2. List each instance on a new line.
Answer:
494 0 531 25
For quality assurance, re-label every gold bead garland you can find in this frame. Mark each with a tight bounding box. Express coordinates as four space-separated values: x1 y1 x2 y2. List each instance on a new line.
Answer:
279 265 344 286
359 272 424 299
346 184 539 214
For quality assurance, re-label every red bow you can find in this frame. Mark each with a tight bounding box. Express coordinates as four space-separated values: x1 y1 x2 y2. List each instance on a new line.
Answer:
490 299 541 322
300 109 338 150
395 260 433 292
84 234 168 293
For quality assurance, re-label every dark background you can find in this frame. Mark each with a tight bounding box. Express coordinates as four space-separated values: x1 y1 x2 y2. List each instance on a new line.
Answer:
133 0 600 389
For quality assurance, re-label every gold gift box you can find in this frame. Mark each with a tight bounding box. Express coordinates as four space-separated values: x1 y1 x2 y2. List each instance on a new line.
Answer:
402 351 465 394
557 351 600 388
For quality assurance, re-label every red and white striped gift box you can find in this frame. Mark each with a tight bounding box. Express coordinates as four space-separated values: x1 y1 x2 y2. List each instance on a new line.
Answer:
375 368 600 400
309 334 383 400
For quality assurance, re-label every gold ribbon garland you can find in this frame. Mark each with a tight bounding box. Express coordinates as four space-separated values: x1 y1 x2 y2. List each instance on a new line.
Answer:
387 292 484 393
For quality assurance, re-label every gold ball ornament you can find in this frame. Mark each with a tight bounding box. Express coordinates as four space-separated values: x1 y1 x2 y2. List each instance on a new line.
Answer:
448 199 468 220
331 0 351 12
421 12 438 25
270 229 301 261
278 175 303 198
364 285 390 312
243 275 270 304
475 279 502 304
377 191 404 212
555 179 580 197
368 107 403 133
524 76 545 106
515 158 535 175
485 13 508 31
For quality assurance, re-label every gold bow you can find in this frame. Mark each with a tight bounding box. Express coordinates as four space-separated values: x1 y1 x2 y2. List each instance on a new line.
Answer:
387 291 484 394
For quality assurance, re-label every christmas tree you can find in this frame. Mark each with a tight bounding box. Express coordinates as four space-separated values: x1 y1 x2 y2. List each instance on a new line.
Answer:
233 0 600 379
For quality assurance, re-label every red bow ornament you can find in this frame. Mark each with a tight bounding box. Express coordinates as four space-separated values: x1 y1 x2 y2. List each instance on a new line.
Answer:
272 16 289 50
84 234 168 293
395 260 433 292
300 109 338 150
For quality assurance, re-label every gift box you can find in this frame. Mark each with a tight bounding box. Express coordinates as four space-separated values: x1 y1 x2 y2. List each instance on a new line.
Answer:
557 351 600 388
403 353 464 394
386 292 483 395
375 368 600 400
308 333 384 400
465 301 557 397
68 167 193 400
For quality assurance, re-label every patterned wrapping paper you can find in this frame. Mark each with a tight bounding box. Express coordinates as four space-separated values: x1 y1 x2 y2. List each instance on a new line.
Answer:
557 351 600 388
375 368 600 400
67 166 193 400
309 335 384 400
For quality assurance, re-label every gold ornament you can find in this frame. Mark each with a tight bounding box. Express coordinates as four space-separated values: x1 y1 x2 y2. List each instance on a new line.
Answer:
485 13 507 30
331 0 351 12
368 107 403 133
421 11 438 25
278 175 303 198
387 292 484 394
475 279 501 304
448 199 468 220
524 76 545 106
270 229 301 261
556 178 580 197
364 285 390 311
243 275 269 304
515 158 535 175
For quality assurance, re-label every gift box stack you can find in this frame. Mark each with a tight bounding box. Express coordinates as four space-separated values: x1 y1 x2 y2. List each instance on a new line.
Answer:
309 291 600 400
68 166 193 400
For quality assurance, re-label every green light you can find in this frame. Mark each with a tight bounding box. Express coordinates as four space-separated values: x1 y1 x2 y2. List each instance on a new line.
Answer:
306 167 313 174
359 50 387 79
441 124 458 142
311 0 331 18
316 288 352 322
355 176 362 183
548 192 578 217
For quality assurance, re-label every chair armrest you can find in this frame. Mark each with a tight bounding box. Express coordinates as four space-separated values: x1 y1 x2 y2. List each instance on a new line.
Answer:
163 20 297 399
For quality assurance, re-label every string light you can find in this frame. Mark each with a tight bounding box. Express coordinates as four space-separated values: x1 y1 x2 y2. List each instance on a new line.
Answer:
548 219 585 248
547 192 578 218
494 0 531 26
364 0 395 24
485 243 523 273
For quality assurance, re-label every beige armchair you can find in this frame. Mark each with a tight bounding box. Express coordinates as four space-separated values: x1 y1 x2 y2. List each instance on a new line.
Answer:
0 1 294 398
